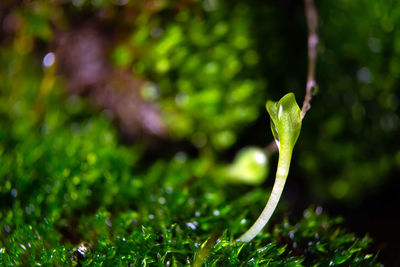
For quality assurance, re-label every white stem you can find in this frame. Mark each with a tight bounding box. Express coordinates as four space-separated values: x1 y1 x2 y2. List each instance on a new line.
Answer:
238 147 291 242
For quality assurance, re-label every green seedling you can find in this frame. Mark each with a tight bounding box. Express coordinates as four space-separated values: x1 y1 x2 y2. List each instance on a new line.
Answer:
238 93 302 242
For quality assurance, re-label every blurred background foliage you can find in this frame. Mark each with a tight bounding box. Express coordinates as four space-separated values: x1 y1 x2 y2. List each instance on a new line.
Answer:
0 0 399 265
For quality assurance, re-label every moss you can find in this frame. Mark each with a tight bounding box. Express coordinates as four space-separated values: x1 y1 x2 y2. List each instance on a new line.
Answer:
0 77 381 264
0 74 381 264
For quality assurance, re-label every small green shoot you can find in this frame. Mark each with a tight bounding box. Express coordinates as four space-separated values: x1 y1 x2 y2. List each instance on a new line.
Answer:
238 93 302 242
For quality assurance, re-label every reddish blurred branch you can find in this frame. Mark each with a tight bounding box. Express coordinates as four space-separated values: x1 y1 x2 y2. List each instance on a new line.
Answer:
55 23 166 140
301 0 318 120
265 0 318 155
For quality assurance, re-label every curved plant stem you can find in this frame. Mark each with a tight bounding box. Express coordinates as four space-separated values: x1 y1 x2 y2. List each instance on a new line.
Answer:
237 0 317 243
238 145 292 242
238 93 301 242
301 0 318 120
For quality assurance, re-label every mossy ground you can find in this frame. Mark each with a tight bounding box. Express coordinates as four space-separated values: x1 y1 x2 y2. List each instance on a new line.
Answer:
0 61 381 266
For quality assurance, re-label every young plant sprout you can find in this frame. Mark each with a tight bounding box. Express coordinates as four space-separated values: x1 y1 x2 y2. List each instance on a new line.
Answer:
238 93 302 242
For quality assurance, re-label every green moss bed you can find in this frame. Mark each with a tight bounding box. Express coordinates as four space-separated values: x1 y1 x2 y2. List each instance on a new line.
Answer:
0 55 381 266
